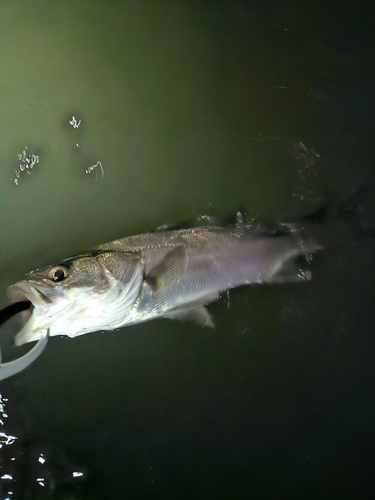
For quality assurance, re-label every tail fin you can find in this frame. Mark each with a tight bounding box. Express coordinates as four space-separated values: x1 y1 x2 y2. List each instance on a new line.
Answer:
300 187 365 225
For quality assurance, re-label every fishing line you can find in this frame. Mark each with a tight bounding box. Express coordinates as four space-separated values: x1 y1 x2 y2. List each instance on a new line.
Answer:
0 301 31 327
0 301 49 381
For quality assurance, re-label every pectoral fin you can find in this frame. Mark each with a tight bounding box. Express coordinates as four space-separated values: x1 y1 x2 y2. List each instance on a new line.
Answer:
97 251 143 285
165 306 214 328
146 246 188 292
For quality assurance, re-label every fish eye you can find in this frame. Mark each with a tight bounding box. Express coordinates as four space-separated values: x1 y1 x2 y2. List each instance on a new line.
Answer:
48 265 69 282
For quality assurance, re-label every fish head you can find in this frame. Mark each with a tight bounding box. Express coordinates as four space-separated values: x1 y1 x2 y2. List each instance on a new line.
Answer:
7 251 144 345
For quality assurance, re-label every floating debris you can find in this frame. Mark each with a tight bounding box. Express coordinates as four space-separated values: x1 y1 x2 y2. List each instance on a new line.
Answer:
69 115 81 128
85 161 104 180
11 147 39 185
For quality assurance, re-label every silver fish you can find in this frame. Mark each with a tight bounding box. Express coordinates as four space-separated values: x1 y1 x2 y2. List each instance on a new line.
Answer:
7 225 321 346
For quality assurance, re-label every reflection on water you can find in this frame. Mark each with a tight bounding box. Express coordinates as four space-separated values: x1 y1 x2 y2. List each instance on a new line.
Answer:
0 391 20 499
0 391 88 498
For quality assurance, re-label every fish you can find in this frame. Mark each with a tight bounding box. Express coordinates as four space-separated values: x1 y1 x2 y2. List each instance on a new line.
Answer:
6 224 321 346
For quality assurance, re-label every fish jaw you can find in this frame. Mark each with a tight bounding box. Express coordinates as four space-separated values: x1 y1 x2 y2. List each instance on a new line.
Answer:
6 281 74 346
6 271 144 345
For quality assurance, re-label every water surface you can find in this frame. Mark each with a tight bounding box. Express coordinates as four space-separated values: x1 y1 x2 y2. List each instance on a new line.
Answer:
1 1 375 499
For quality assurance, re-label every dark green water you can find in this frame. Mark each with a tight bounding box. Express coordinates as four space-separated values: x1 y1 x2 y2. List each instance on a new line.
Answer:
1 1 375 498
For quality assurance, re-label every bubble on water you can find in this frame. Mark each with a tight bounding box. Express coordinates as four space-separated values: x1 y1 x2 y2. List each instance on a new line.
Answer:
69 115 81 128
85 161 104 180
11 147 39 185
197 214 214 223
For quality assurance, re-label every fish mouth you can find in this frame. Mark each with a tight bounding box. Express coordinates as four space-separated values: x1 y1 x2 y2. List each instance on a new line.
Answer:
6 281 56 346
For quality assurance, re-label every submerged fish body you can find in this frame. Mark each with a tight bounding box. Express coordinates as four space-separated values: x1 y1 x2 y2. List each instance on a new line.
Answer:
7 225 321 345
